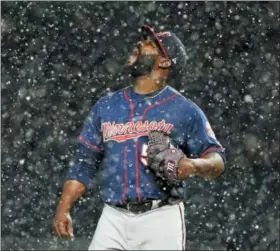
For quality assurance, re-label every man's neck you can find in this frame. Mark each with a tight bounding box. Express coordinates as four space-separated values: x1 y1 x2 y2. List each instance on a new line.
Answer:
133 76 165 95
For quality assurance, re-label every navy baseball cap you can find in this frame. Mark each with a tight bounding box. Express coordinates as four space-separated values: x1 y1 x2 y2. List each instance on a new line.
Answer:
141 25 187 76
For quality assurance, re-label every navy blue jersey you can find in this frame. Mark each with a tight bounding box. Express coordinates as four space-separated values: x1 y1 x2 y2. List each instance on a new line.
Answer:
66 86 225 204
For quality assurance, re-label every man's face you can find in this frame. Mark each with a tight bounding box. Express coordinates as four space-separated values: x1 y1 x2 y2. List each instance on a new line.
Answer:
125 40 160 77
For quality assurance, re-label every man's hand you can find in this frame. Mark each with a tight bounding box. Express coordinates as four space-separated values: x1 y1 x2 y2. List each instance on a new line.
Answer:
147 132 225 181
52 180 85 239
53 212 74 238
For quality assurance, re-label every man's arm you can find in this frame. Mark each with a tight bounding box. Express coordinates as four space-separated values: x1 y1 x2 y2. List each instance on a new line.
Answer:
178 102 226 180
178 152 225 180
53 101 104 237
53 144 103 238
56 180 86 216
53 180 85 237
56 142 104 215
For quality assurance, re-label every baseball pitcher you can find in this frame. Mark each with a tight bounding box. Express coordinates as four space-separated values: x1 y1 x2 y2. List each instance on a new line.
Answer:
53 25 226 250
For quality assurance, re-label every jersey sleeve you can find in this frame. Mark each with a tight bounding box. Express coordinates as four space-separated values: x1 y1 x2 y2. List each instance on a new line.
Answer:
66 102 104 188
184 103 225 161
78 102 104 152
65 143 103 188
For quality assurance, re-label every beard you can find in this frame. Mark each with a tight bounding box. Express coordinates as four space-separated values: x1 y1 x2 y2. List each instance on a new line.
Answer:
123 55 156 78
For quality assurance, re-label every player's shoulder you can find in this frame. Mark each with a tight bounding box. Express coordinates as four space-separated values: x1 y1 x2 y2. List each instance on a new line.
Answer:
167 86 203 113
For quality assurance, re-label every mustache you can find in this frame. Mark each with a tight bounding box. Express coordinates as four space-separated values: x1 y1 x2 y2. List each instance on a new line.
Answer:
121 55 156 78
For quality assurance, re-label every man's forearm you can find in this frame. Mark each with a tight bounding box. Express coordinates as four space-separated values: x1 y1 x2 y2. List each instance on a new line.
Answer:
56 180 86 214
178 152 225 179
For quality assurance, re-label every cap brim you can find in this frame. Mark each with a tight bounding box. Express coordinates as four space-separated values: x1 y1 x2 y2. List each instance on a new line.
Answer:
141 25 168 58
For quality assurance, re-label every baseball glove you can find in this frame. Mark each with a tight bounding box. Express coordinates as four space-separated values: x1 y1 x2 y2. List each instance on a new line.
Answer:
147 131 185 181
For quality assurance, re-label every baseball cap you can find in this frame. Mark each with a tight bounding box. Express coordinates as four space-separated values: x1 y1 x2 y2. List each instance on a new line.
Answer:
141 25 187 76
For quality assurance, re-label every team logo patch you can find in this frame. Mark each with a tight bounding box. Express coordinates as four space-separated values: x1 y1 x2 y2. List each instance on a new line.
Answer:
101 120 174 142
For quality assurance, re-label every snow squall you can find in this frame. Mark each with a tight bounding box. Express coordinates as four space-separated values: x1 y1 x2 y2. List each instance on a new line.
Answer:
1 2 279 250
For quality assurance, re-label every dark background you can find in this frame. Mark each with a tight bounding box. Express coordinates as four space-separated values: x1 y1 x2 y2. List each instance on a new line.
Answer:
1 1 279 250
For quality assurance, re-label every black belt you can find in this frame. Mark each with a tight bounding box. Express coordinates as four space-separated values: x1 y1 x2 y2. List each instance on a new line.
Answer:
114 200 167 214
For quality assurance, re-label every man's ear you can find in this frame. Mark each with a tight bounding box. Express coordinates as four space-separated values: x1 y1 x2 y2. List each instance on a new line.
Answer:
158 59 171 69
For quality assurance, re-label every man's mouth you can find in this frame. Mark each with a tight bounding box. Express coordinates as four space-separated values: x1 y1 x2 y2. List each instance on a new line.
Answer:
127 55 138 66
127 51 139 66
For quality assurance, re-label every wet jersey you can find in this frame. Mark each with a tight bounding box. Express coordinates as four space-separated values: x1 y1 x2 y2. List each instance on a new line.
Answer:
66 85 225 204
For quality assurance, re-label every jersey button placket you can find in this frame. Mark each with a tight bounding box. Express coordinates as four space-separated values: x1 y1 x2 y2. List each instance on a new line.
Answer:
124 90 141 202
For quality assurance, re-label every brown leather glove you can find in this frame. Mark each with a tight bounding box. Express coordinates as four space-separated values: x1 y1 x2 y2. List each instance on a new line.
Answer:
147 131 185 181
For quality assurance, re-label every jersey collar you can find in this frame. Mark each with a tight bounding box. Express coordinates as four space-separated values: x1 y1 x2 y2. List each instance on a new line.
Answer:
125 85 168 102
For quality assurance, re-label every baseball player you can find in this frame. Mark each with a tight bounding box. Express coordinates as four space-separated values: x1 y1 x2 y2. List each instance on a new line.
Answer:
53 25 225 250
